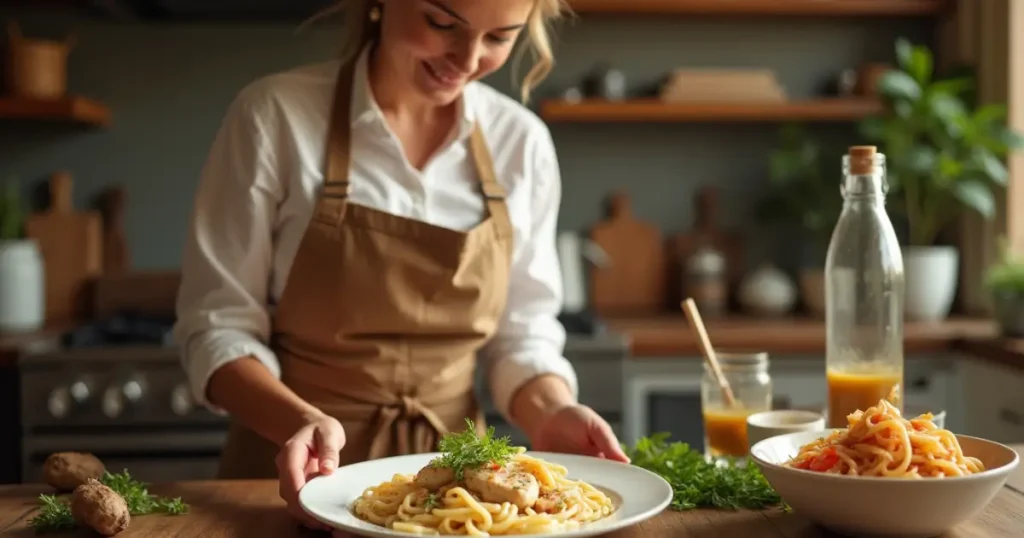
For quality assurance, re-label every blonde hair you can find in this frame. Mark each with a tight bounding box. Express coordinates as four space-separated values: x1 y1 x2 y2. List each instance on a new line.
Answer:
307 0 566 103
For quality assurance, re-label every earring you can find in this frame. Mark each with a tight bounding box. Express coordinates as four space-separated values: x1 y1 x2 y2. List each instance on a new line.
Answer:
369 3 381 22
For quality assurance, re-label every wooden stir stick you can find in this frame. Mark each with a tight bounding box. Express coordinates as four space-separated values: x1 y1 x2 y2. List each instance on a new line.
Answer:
681 298 739 409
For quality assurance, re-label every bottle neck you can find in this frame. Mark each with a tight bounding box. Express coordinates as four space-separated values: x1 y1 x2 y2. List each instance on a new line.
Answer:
841 173 887 204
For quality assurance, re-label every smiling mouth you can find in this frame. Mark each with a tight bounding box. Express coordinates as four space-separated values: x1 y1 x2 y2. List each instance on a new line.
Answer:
423 61 463 87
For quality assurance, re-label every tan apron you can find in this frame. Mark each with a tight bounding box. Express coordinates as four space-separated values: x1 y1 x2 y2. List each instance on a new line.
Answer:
216 57 513 478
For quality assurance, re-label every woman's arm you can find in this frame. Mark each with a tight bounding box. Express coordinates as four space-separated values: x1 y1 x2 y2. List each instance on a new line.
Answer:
479 123 580 439
173 87 325 447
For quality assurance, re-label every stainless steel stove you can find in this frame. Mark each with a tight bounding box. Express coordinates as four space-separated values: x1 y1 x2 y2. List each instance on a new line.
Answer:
18 345 230 484
17 323 628 485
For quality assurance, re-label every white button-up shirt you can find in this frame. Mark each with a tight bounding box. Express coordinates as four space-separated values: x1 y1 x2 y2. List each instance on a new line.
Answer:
173 47 578 423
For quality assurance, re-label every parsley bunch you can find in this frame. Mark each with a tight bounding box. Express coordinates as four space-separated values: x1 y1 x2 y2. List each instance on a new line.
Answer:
29 470 189 533
432 418 517 480
624 432 782 511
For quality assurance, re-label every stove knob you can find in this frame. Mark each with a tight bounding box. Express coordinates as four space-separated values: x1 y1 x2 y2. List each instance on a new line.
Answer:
122 375 146 404
102 374 148 418
170 383 193 416
48 387 71 418
69 377 94 404
102 385 124 418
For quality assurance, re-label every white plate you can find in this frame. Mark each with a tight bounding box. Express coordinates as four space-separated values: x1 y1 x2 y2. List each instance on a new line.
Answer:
299 451 673 537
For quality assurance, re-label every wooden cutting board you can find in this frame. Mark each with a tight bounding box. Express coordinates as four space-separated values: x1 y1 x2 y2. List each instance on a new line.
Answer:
25 171 103 322
92 270 180 319
589 191 667 315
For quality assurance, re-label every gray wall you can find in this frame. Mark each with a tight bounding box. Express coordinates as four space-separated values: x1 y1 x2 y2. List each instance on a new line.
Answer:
0 9 935 273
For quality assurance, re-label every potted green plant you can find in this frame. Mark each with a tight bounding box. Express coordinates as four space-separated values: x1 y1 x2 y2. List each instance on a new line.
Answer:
858 38 1024 321
985 238 1024 337
756 123 843 317
0 180 45 333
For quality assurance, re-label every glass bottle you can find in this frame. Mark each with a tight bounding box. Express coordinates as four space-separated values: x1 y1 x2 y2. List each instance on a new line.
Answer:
701 351 772 458
824 146 905 428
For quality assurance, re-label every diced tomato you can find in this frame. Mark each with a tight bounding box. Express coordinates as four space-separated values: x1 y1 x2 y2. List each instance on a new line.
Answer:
809 448 839 472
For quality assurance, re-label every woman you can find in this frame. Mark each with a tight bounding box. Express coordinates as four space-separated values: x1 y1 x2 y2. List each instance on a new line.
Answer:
173 0 628 530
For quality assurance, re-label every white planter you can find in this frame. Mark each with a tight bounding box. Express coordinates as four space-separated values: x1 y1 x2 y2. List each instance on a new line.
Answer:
0 239 45 332
903 245 959 321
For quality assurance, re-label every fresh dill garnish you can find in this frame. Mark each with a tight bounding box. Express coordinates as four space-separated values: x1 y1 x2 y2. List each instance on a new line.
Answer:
29 470 190 533
432 418 516 480
28 494 75 532
424 493 440 510
623 432 782 511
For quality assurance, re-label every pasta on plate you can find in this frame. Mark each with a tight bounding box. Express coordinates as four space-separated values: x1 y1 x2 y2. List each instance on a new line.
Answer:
784 387 985 478
352 421 615 536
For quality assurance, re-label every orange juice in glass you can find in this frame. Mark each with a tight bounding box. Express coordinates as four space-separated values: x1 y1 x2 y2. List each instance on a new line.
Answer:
827 364 902 427
701 351 772 458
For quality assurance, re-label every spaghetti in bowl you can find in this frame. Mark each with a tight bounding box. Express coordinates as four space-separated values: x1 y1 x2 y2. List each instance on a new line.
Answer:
750 398 1020 537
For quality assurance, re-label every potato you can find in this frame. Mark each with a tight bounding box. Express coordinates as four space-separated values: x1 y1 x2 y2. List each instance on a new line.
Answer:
43 452 106 491
71 478 130 536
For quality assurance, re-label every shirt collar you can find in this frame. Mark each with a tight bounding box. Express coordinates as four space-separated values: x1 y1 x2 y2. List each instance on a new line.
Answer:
348 45 477 140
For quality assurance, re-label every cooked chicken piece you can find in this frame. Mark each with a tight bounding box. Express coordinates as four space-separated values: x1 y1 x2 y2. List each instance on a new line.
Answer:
414 464 455 491
464 464 539 509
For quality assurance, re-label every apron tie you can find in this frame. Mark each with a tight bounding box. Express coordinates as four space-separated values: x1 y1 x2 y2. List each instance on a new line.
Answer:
366 394 453 460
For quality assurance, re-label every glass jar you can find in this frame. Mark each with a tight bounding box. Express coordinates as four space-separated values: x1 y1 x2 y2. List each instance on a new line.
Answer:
701 351 773 458
824 146 904 428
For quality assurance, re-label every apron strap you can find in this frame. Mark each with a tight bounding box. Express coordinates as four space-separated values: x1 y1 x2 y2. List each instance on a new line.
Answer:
468 127 510 226
313 60 357 228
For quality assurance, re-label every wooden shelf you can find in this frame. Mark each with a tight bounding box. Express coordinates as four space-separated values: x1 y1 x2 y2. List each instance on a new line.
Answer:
539 98 883 122
565 0 949 16
0 96 111 126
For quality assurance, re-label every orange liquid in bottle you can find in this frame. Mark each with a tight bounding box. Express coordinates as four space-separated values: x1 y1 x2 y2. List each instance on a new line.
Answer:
703 408 754 457
827 369 902 428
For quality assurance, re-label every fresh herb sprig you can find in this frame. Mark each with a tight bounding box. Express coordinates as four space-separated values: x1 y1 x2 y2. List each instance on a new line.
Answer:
432 418 517 480
29 470 189 533
624 433 782 511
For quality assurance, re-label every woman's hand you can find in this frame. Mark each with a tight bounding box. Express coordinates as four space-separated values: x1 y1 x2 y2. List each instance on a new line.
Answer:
509 374 630 463
276 412 346 530
528 404 631 463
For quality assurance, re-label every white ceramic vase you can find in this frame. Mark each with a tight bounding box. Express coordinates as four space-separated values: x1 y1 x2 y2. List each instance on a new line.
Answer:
0 239 45 332
903 245 959 321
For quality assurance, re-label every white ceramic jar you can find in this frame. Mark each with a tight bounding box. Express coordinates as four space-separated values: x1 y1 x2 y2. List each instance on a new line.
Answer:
0 238 45 332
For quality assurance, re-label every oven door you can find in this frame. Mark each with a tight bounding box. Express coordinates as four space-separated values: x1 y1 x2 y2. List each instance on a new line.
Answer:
21 430 227 484
623 374 705 449
622 368 823 448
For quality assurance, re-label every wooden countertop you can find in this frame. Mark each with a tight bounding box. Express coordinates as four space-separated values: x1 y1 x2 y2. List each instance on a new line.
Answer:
4 315 1023 373
605 315 998 357
2 447 1023 537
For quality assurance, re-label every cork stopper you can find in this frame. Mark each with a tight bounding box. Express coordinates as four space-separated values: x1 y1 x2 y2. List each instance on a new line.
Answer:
847 146 877 175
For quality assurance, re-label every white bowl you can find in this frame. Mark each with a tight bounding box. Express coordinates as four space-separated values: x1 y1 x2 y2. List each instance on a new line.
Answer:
746 409 826 450
750 429 1020 537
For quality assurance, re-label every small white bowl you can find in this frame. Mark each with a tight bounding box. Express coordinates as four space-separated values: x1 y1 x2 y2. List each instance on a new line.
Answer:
746 410 825 450
751 429 1020 537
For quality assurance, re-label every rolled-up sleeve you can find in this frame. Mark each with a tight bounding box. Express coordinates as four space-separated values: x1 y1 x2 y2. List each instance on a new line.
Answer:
480 126 579 421
173 88 284 413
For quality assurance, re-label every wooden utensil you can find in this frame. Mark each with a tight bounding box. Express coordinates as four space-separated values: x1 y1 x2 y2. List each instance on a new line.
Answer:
25 171 103 322
682 297 738 408
100 185 129 274
589 191 667 315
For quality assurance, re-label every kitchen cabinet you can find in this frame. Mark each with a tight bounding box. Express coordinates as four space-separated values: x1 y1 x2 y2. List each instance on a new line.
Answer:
961 357 1024 444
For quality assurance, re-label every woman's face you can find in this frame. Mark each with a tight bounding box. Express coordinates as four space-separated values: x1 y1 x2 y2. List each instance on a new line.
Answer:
377 0 536 105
